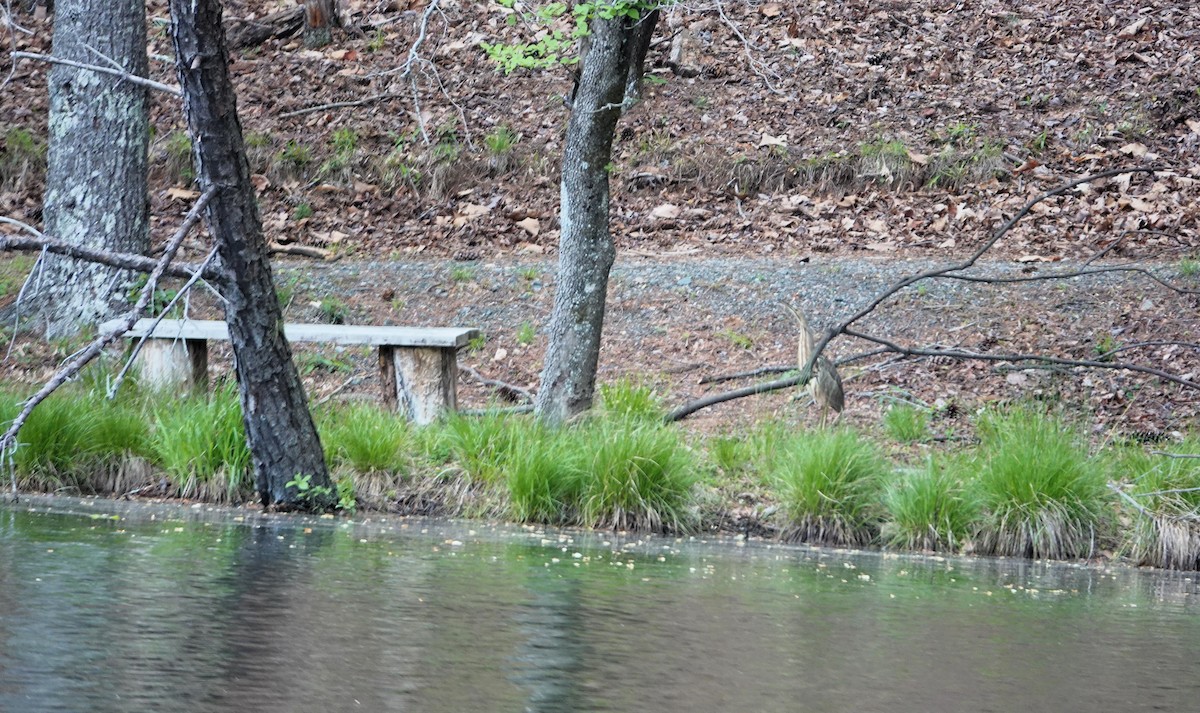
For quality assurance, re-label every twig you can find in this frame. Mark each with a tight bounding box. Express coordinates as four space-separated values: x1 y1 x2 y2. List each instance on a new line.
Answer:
459 364 534 403
698 365 792 385
697 348 892 385
843 327 1200 391
2 187 213 499
1149 452 1200 460
279 92 401 119
315 374 364 405
108 247 220 399
1108 482 1154 519
11 50 182 96
713 0 785 95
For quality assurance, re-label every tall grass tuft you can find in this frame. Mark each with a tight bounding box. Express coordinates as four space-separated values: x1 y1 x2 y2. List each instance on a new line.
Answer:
766 428 888 546
971 407 1109 559
1 388 150 493
316 403 413 506
599 378 664 422
1114 439 1200 570
882 403 930 443
150 385 251 503
571 419 697 532
317 403 411 473
440 411 524 485
882 456 978 552
505 422 578 524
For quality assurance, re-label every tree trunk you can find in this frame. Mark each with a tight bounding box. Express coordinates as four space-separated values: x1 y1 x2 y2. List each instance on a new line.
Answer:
303 0 337 48
41 0 148 338
535 14 651 425
168 0 333 510
622 9 659 110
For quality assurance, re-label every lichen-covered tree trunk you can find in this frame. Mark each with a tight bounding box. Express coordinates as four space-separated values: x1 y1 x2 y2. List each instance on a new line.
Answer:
535 14 653 424
41 0 148 338
169 0 333 510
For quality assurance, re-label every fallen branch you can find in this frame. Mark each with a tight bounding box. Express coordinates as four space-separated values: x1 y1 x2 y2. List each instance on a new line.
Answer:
2 188 214 498
459 364 534 404
11 50 182 96
108 247 221 399
269 241 337 260
278 92 402 119
225 6 305 49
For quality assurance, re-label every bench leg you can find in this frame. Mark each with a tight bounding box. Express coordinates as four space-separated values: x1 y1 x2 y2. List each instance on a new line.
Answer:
136 338 209 392
379 346 457 425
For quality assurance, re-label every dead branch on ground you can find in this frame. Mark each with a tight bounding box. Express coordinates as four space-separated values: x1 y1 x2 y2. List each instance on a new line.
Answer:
459 364 534 404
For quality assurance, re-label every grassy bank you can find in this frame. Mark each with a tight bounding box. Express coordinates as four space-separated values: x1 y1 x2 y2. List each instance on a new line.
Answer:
3 379 1198 571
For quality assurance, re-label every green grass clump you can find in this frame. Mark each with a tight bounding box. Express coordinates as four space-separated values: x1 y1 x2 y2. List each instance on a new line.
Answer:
505 423 577 524
970 407 1109 559
150 385 251 503
2 388 150 493
571 419 696 532
317 403 410 475
767 428 889 546
1114 439 1200 570
882 403 930 443
441 411 524 485
882 457 978 552
598 378 664 422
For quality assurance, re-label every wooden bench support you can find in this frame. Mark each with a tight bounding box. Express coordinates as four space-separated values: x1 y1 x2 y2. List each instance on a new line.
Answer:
380 346 457 425
105 319 478 424
136 338 209 392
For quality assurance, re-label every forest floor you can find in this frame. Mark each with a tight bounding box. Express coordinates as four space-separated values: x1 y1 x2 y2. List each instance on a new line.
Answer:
1 0 1199 440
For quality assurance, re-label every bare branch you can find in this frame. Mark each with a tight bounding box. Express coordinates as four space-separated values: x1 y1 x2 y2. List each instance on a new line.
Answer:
107 247 220 399
3 188 214 498
0 219 218 280
842 326 1200 391
11 50 182 96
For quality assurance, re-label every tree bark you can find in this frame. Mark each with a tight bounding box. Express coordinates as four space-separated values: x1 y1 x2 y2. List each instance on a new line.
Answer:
535 14 651 424
622 9 659 110
41 0 148 338
168 0 333 510
303 0 338 48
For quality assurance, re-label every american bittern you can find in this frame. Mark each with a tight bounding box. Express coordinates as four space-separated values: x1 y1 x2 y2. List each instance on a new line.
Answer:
792 307 844 427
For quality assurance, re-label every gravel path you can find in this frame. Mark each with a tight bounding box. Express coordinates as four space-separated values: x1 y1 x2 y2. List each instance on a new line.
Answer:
271 255 1197 433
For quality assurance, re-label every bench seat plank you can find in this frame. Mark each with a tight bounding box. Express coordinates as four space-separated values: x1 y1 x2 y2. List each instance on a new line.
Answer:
112 318 478 348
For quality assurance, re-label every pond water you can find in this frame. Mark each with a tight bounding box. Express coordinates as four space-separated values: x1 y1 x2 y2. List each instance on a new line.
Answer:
1 497 1197 713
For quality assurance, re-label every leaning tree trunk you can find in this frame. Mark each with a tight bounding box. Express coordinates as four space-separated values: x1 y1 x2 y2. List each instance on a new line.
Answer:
535 14 654 424
169 0 333 510
41 0 148 338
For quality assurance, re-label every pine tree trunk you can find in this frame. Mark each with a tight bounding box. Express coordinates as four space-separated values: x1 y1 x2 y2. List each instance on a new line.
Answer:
41 0 148 338
534 16 640 425
169 0 333 510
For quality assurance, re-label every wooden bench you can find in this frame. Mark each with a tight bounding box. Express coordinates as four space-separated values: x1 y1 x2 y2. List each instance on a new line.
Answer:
105 318 480 425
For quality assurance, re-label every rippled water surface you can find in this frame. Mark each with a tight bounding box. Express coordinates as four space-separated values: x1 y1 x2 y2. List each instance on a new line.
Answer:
1 497 1197 713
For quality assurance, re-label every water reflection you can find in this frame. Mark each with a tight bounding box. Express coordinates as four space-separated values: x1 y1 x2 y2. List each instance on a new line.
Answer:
1 499 1198 713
